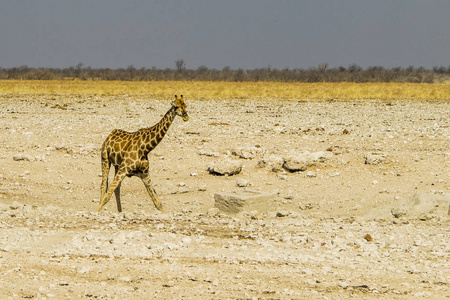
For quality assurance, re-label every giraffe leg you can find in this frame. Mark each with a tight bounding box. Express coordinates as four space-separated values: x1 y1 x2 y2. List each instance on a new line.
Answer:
97 167 128 212
113 166 122 212
140 173 164 212
100 154 110 205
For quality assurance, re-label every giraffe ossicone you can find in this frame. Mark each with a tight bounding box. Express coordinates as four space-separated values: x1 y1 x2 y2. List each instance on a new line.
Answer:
97 95 189 213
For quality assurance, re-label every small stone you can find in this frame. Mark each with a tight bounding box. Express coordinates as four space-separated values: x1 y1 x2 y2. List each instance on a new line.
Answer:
181 237 192 245
119 277 132 282
305 171 317 178
418 214 432 221
198 185 207 191
177 186 190 194
277 174 288 180
365 152 387 165
123 212 135 220
364 234 373 242
276 211 290 217
391 208 407 218
10 201 24 210
244 210 262 220
207 208 220 216
198 149 220 157
236 178 250 187
299 203 314 210
13 154 35 162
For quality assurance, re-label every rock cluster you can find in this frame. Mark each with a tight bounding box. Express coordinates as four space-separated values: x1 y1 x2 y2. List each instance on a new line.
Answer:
256 150 333 172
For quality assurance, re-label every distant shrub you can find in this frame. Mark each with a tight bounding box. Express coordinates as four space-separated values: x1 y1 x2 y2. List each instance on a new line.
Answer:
0 63 448 83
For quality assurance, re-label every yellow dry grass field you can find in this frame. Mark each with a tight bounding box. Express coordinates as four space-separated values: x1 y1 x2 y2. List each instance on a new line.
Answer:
0 79 449 100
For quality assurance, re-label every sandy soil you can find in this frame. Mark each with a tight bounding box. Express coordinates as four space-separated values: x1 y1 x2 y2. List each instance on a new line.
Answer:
0 94 449 299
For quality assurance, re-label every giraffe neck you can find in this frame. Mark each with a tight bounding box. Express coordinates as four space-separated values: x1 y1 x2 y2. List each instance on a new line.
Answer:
148 105 177 147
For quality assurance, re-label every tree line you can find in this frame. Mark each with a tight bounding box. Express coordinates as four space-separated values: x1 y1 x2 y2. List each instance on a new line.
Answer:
1 62 450 83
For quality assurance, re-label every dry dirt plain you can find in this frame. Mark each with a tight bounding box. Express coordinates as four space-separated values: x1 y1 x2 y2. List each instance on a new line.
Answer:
0 94 449 299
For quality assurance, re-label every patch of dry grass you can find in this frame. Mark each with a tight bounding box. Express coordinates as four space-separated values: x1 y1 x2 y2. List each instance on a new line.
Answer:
0 80 449 101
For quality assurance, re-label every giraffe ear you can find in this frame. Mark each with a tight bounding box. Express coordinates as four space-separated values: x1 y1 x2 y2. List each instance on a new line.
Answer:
172 95 178 107
180 95 187 107
175 94 182 107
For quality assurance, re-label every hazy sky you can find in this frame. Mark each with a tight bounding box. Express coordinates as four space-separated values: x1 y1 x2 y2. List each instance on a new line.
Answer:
1 1 449 70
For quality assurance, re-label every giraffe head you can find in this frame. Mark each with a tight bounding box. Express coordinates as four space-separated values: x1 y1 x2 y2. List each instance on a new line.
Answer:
173 95 189 121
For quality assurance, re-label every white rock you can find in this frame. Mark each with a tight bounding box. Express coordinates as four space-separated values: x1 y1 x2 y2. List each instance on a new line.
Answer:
365 152 387 165
308 151 333 163
198 149 220 157
177 187 190 194
10 201 25 210
283 151 332 172
207 207 220 215
207 159 243 176
119 277 132 282
214 190 277 214
305 171 317 178
13 154 35 162
257 154 284 172
276 211 290 217
236 178 250 187
181 237 192 245
283 154 309 172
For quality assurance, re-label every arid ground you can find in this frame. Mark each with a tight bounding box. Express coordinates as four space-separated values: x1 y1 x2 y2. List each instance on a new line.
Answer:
0 93 448 299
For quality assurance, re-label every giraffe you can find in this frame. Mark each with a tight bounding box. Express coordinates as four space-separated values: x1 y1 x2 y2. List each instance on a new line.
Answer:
96 95 189 213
